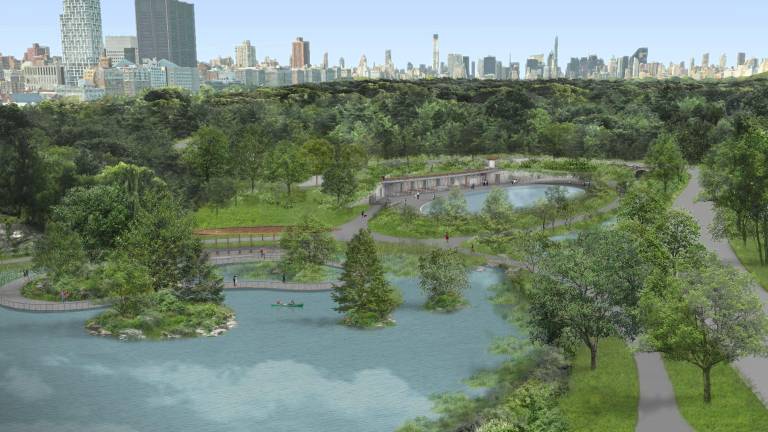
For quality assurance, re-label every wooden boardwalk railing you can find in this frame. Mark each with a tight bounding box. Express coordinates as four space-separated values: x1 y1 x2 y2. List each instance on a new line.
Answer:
0 296 105 312
224 280 337 292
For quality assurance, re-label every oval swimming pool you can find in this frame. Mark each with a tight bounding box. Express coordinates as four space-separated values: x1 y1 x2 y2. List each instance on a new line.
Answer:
421 184 585 214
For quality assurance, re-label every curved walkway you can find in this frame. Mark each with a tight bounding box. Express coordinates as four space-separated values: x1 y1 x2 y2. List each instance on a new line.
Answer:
674 168 768 405
0 276 103 312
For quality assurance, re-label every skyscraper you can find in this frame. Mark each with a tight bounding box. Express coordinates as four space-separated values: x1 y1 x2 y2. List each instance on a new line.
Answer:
291 37 310 69
235 40 256 68
446 53 465 79
632 48 649 64
60 0 103 86
737 52 746 66
432 34 439 74
553 36 559 78
105 36 138 64
719 54 727 70
702 53 710 68
135 0 197 67
323 52 329 69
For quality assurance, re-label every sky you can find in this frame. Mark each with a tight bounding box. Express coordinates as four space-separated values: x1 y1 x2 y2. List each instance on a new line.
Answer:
2 0 767 68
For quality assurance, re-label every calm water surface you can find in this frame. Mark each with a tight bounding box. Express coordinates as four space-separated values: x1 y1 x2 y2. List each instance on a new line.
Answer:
0 270 514 432
421 184 585 214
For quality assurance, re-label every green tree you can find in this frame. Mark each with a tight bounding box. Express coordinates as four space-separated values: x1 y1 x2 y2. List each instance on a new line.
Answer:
529 229 648 369
418 248 470 311
618 181 666 226
332 229 401 327
34 222 87 283
545 186 571 225
264 141 310 199
645 134 685 193
235 124 270 192
302 138 334 185
118 194 217 299
482 187 513 227
52 185 133 259
655 209 702 266
279 215 337 273
97 162 166 211
184 126 230 183
203 177 238 215
444 187 469 219
98 253 153 317
640 258 768 402
322 160 358 206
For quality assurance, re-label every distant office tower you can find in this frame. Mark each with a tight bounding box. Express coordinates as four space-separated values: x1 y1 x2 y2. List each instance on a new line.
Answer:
432 34 439 73
60 0 104 86
481 56 497 78
323 52 328 69
702 53 710 68
135 0 197 67
385 50 392 66
463 56 470 79
105 36 138 63
719 54 727 70
291 37 310 68
24 43 51 63
470 61 475 78
235 40 256 68
339 57 345 68
446 53 466 79
737 52 746 66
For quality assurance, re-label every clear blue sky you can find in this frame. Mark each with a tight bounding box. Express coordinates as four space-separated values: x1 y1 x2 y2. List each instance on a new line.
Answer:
2 0 767 68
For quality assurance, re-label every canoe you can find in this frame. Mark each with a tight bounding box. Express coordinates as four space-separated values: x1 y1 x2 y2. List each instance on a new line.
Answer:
271 303 304 308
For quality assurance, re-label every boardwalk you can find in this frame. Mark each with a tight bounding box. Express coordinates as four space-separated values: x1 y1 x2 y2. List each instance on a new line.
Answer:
0 277 104 312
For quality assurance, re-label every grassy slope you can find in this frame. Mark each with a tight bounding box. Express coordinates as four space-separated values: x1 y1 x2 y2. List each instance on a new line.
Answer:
560 338 639 432
194 188 367 229
729 238 768 291
664 359 768 432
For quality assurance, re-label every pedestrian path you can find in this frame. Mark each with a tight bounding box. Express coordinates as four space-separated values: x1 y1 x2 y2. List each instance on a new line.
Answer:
674 168 768 405
635 352 693 432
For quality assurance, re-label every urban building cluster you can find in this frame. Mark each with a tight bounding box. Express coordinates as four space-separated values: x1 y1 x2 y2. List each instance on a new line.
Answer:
0 0 199 104
2 1 768 104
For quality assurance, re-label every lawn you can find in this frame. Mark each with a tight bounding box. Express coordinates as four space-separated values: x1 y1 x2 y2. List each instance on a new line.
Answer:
194 188 367 229
560 337 639 432
729 237 768 290
664 359 768 432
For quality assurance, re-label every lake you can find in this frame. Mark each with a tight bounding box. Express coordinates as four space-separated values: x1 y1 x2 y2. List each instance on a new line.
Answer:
0 270 515 432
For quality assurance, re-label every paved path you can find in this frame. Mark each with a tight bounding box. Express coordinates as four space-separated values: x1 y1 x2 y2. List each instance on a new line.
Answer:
0 276 103 312
674 168 768 405
635 353 693 432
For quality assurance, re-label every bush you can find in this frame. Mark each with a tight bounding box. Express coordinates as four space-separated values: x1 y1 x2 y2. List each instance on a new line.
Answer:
424 292 467 311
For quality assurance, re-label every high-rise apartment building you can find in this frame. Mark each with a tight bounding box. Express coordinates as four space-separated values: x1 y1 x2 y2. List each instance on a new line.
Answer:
702 53 710 68
432 34 439 73
235 40 256 68
291 37 310 68
135 0 198 67
719 54 727 70
105 36 138 64
60 0 104 86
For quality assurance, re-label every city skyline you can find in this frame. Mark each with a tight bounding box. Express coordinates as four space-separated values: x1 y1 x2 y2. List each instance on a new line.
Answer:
1 1 767 69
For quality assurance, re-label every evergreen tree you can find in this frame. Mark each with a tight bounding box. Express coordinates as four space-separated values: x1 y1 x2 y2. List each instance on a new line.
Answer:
332 229 401 327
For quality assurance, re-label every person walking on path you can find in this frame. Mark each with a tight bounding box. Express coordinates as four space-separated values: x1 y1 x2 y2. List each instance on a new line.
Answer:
233 275 238 287
445 232 450 243
282 273 286 283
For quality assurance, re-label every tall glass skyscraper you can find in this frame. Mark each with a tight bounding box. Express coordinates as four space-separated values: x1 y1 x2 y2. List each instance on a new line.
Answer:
60 0 104 86
135 0 198 68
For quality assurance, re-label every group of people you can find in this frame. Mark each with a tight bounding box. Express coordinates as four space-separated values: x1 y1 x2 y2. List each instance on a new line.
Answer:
275 299 297 305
